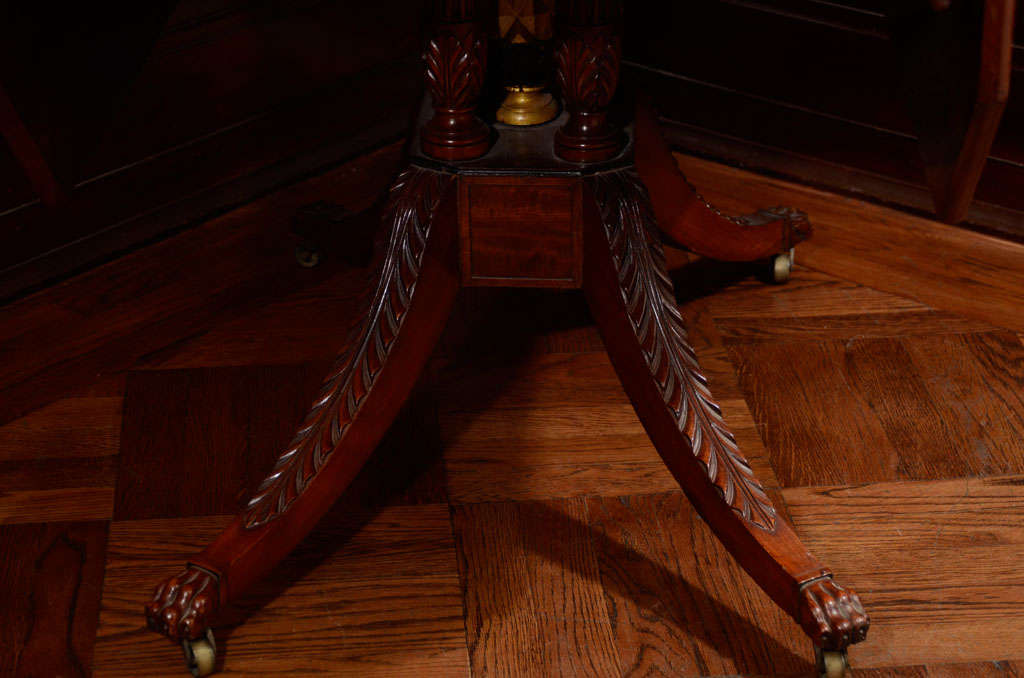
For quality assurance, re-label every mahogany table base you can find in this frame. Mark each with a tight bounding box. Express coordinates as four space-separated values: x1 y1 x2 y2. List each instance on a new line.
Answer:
143 101 868 677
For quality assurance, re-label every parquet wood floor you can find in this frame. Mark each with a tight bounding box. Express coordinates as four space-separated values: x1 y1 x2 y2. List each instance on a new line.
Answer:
3 144 1024 677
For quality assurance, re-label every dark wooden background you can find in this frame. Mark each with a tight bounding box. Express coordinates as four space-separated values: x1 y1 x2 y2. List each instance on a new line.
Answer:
1 0 1021 301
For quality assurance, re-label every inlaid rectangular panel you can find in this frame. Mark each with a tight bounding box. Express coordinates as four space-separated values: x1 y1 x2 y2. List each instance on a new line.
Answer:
459 176 582 288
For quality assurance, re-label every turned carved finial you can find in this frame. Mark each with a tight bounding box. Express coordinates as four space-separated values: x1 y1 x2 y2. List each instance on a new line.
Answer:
553 1 623 162
421 0 490 160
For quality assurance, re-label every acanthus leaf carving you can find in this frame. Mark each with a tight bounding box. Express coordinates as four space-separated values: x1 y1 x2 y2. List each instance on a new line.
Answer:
243 167 453 529
555 27 620 112
589 170 778 531
424 24 487 112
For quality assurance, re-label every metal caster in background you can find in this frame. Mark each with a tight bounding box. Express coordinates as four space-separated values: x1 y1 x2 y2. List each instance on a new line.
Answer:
294 242 321 268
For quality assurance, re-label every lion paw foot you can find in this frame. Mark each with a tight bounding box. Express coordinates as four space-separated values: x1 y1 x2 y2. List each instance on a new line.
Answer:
798 576 869 650
145 565 220 642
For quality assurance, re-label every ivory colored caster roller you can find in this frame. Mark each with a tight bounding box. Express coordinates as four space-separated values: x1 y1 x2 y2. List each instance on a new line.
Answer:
770 248 794 284
816 647 850 678
182 629 216 677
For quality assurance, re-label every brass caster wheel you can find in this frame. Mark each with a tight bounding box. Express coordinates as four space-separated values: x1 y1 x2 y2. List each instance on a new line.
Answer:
770 248 793 284
182 629 216 677
815 647 849 678
295 243 321 268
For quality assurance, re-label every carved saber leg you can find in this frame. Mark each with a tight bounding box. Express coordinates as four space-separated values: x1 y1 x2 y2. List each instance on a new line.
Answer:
582 170 868 660
144 166 459 660
633 95 811 267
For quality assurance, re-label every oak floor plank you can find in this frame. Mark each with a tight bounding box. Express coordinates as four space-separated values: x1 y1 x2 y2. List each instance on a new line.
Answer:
784 475 1024 669
0 144 403 427
677 153 1024 335
94 504 468 677
730 331 1024 486
717 309 995 344
901 332 1024 476
6 146 1024 677
586 492 812 677
438 292 777 504
0 456 116 524
452 498 620 677
0 396 122 462
439 288 605 360
923 661 1024 677
440 379 772 504
729 339 901 486
134 280 367 370
115 364 327 520
701 268 932 320
0 521 108 678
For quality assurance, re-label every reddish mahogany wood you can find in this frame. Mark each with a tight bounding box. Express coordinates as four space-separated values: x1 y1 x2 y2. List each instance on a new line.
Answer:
459 176 582 288
580 169 867 650
421 1 490 161
145 166 461 640
929 0 1016 223
634 95 811 262
143 1 869 669
554 21 624 163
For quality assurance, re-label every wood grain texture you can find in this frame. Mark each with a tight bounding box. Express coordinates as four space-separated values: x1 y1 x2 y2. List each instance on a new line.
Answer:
116 365 327 520
716 309 997 344
730 331 1024 486
586 492 811 677
7 135 1024 675
438 350 776 504
0 143 402 428
784 474 1024 669
700 268 933 320
452 498 620 677
134 282 367 370
460 178 582 288
676 153 1024 334
438 288 605 359
96 504 467 677
0 521 108 678
0 456 116 525
0 396 122 462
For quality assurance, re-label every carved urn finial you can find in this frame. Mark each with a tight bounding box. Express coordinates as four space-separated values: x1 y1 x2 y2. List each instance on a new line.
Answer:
421 1 490 160
553 1 623 162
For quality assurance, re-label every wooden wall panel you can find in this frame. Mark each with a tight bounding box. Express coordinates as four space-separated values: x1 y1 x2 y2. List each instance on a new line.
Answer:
626 0 1024 238
0 0 428 301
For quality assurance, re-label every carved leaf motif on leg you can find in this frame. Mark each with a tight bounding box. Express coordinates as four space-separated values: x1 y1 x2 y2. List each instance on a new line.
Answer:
588 170 777 531
243 167 454 528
